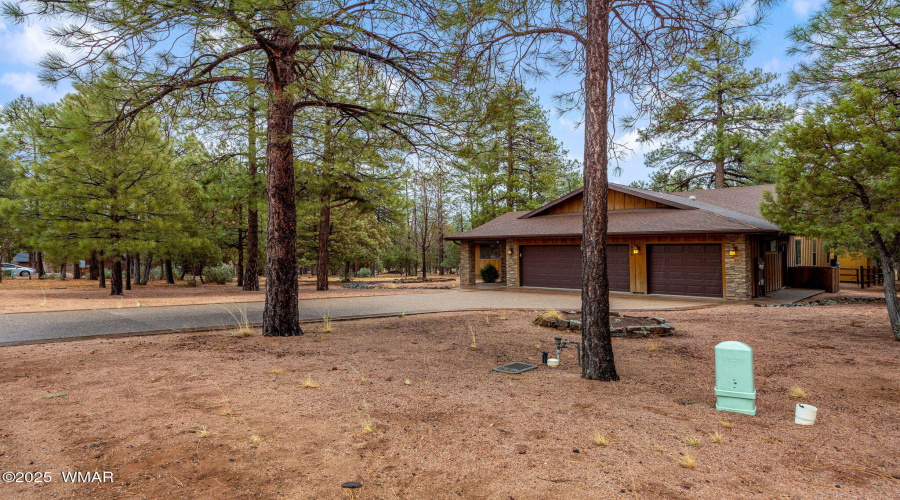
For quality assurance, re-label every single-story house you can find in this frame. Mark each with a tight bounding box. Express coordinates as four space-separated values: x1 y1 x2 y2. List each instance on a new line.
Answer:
447 183 863 299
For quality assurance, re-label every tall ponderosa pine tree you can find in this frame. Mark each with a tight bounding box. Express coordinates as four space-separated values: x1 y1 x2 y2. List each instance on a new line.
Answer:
636 34 793 190
789 0 900 103
8 84 185 295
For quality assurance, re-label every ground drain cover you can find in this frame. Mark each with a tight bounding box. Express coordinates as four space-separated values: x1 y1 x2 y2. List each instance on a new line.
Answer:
493 362 538 374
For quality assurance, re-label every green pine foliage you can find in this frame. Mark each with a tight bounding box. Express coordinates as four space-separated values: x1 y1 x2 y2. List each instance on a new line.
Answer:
761 84 900 338
636 34 794 190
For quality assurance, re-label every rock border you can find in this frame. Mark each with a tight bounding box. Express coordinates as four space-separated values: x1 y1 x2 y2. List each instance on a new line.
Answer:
755 297 885 308
535 313 676 338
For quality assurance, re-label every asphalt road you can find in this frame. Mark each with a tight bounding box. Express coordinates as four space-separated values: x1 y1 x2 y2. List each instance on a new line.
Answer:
0 289 718 346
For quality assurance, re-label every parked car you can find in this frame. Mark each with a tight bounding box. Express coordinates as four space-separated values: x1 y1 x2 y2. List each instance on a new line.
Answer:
1 262 37 277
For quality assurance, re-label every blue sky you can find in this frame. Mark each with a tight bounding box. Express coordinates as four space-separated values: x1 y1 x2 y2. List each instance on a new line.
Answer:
0 1 824 185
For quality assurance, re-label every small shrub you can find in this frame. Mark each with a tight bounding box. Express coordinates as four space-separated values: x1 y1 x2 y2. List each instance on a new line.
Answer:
2 270 15 279
480 263 499 283
204 263 234 284
356 267 372 278
149 266 163 280
104 269 112 279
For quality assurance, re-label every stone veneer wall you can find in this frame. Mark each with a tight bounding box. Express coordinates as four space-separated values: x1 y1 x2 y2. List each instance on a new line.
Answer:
505 239 519 287
724 234 752 300
459 241 476 286
499 241 507 282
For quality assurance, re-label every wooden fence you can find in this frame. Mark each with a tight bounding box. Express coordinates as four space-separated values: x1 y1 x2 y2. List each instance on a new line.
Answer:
839 266 884 288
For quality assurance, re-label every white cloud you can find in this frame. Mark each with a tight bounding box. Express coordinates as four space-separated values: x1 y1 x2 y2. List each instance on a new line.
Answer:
791 0 826 17
0 21 66 65
763 57 782 73
614 130 652 156
0 71 67 101
558 116 582 132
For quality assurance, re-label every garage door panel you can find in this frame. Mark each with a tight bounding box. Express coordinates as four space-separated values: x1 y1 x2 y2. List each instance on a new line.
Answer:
520 245 629 291
648 244 722 298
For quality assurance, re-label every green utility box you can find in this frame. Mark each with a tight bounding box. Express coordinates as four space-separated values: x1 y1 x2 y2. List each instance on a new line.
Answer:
714 341 757 415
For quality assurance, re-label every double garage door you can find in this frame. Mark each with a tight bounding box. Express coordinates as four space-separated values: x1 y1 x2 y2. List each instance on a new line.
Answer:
520 243 722 298
520 245 630 291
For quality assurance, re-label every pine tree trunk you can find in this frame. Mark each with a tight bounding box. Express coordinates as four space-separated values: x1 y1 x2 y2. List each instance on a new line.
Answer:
580 0 619 381
110 258 123 295
125 255 132 290
316 202 331 291
243 93 261 292
89 250 99 280
36 252 45 278
262 33 301 336
74 262 81 280
237 226 245 287
99 251 106 288
141 253 152 285
875 242 900 340
59 263 66 280
165 259 175 284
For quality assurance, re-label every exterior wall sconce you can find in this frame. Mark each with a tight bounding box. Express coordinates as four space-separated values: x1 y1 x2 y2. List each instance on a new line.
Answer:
632 245 640 255
728 249 738 256
507 248 513 255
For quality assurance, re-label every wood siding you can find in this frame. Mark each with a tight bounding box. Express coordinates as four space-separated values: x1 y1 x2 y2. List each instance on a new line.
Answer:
788 236 826 267
544 191 667 214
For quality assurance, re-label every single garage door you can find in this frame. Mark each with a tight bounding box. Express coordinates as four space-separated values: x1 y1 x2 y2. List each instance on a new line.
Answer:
520 245 629 291
648 244 722 298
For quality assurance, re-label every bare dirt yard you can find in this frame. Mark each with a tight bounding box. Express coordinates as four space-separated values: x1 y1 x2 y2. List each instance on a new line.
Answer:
0 275 457 314
1 299 899 499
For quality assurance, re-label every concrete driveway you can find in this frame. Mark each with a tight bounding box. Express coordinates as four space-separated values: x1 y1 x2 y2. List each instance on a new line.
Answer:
0 289 719 346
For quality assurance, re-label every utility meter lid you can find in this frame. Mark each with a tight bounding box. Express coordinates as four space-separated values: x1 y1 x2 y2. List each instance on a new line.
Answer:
715 341 752 352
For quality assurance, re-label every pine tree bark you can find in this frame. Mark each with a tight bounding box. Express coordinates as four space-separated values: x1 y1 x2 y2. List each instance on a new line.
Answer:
141 253 152 285
125 254 132 290
580 0 619 381
873 234 900 340
59 262 66 280
74 261 82 280
262 31 301 336
243 93 261 291
164 259 175 284
89 250 99 280
237 225 245 287
110 258 123 295
316 202 331 291
36 251 45 278
99 251 106 288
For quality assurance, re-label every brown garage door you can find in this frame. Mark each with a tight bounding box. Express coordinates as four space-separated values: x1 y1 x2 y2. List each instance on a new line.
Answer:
520 245 629 291
648 244 722 297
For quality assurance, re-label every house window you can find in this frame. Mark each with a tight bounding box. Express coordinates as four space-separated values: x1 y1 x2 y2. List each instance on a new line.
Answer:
812 246 817 266
795 239 802 266
479 244 501 260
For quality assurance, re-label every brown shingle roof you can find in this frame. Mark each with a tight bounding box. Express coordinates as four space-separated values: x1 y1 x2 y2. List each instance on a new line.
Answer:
447 184 781 241
671 184 775 219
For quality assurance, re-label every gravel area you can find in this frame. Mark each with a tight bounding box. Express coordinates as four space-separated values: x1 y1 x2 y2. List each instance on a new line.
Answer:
0 302 898 499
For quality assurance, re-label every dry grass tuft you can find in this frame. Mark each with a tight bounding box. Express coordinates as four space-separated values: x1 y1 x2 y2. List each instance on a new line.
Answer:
652 442 666 454
403 379 411 386
226 307 254 337
646 340 659 352
678 451 697 469
685 435 701 447
301 376 320 389
788 386 808 399
249 435 262 443
196 426 211 439
591 430 610 447
322 315 333 333
533 309 563 325
716 417 733 429
361 420 375 434
267 368 285 375
709 431 724 443
468 323 478 349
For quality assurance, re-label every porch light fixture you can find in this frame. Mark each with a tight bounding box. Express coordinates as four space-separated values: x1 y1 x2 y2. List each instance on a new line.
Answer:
508 248 513 255
729 249 737 256
631 245 640 255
